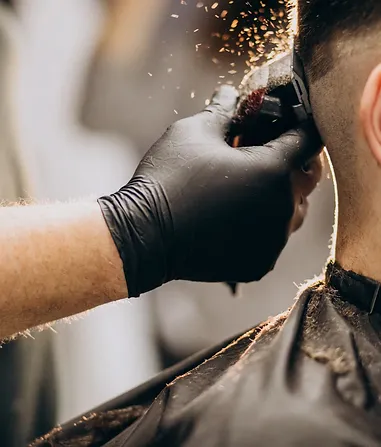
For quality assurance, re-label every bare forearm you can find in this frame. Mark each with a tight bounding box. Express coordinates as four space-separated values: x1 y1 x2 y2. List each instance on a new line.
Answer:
0 201 127 339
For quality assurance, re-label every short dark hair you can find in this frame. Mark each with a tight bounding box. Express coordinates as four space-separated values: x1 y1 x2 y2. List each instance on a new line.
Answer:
297 0 381 81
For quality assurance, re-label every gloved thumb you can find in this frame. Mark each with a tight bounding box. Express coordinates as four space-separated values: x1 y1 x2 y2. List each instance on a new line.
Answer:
200 85 239 135
264 121 323 169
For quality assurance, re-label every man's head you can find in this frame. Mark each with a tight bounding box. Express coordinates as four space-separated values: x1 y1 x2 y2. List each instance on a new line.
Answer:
297 1 381 82
297 0 381 249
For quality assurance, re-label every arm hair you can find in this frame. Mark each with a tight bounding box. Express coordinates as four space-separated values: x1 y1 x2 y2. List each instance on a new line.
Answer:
0 201 128 340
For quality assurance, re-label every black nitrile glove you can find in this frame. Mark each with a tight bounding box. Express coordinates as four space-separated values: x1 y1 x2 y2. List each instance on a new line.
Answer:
98 86 322 297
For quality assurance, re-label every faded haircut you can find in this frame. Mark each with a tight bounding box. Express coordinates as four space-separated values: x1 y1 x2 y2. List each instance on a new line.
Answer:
297 0 381 81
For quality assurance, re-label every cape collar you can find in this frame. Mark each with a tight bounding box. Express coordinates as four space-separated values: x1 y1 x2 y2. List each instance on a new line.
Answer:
326 261 381 315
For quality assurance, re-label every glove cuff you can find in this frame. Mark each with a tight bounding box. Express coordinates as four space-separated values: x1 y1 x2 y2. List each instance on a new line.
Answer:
98 180 170 297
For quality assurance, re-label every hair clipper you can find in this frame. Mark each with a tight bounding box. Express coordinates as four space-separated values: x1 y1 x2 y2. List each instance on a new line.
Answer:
228 49 312 148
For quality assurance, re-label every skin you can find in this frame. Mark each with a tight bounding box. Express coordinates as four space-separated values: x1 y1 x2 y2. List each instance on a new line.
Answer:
307 33 381 282
0 202 127 339
290 157 322 233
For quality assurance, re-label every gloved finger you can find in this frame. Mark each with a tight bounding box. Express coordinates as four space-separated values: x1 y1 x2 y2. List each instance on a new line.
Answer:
263 121 323 169
198 85 239 135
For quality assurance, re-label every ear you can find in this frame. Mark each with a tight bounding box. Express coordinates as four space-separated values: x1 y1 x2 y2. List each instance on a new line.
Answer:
360 64 381 165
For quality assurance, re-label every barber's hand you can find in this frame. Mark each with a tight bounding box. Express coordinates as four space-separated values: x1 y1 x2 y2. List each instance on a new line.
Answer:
98 86 322 297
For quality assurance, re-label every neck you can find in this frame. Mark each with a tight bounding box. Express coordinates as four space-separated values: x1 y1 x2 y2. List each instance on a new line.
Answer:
335 192 381 283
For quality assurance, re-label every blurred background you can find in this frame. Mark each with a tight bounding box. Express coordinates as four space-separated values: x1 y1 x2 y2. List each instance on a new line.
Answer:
0 0 335 445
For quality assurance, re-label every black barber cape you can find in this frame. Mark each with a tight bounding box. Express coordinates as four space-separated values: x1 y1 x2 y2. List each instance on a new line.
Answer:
35 262 381 447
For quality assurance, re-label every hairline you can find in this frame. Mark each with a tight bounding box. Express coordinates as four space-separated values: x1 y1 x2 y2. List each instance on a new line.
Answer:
300 27 380 84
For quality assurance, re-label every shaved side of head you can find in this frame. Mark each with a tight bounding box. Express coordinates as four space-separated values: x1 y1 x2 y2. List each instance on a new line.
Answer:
297 1 381 82
296 0 381 241
295 0 381 283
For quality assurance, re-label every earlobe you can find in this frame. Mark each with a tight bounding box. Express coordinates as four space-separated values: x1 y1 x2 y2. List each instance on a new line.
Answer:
360 64 381 165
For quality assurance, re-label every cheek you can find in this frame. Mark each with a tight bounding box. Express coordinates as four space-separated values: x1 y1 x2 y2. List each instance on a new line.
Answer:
292 156 323 198
289 199 308 234
288 155 323 234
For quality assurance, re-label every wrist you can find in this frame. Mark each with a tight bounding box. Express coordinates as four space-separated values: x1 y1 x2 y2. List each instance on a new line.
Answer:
98 180 171 297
